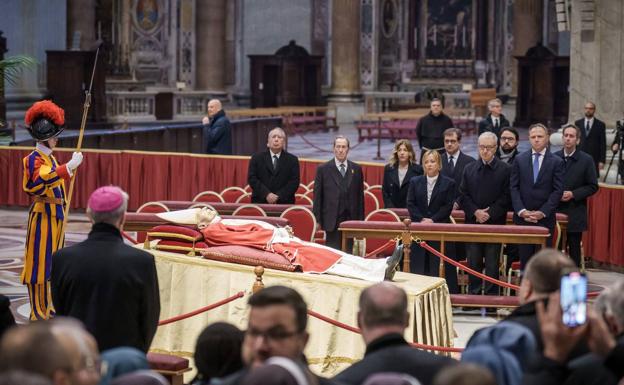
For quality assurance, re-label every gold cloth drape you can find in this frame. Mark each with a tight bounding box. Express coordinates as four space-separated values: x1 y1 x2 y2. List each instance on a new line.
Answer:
148 250 455 376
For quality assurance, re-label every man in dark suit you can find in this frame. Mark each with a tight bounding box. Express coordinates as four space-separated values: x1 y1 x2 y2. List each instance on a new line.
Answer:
575 102 606 173
333 282 456 385
247 127 300 204
202 99 232 155
460 132 511 295
51 186 160 353
556 124 598 267
510 123 564 268
416 98 454 151
313 135 364 250
478 98 511 137
440 128 474 293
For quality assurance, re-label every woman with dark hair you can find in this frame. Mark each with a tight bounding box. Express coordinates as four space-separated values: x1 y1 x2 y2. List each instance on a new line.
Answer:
382 139 423 208
192 322 244 385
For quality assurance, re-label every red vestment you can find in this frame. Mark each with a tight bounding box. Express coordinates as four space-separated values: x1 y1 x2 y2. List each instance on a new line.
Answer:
200 222 341 273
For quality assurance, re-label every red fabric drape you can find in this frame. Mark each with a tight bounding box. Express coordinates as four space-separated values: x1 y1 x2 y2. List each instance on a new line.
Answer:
4 147 618 267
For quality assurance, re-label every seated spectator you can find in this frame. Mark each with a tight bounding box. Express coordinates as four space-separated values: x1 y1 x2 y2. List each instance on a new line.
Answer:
0 294 15 340
0 371 52 385
192 322 244 385
333 282 456 385
0 317 101 385
111 370 169 385
219 286 333 385
462 322 536 385
504 248 576 353
52 186 160 353
433 364 496 385
0 322 73 384
523 290 623 385
100 347 149 385
241 357 310 385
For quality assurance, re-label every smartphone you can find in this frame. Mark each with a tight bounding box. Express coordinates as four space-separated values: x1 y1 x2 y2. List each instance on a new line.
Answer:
560 270 587 327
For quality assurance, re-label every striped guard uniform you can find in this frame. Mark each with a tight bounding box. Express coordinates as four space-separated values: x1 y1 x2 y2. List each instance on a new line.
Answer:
22 144 70 320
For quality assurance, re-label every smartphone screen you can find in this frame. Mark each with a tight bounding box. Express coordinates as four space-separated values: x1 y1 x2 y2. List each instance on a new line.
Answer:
560 271 587 327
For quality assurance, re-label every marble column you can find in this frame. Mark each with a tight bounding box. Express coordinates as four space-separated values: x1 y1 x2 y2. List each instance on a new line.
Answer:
510 0 542 97
328 0 362 102
67 0 96 50
196 0 226 91
569 0 623 126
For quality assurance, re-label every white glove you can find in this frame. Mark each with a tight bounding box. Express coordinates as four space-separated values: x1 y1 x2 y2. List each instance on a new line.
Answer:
67 152 83 171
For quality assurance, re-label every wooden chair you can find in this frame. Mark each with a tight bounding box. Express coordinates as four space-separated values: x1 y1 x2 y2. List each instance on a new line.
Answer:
296 183 309 195
280 206 317 242
366 185 384 209
243 184 252 193
192 191 225 203
307 180 315 191
364 190 380 218
221 186 248 203
295 194 313 205
232 204 267 217
363 209 401 258
136 202 169 243
505 221 562 295
235 193 252 204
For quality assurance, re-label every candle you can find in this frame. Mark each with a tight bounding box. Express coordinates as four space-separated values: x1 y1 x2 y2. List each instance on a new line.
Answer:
433 25 437 45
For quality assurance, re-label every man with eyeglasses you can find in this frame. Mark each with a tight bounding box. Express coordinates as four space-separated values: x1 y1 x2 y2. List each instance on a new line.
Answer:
440 127 475 294
496 127 520 164
574 102 606 173
459 132 511 295
220 285 334 385
478 98 510 137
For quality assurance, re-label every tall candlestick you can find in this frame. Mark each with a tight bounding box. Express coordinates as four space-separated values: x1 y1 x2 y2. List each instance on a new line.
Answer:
433 25 437 45
462 26 466 47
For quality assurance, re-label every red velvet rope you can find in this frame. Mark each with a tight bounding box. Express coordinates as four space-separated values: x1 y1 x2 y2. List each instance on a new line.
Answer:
121 231 138 244
365 239 397 258
417 241 600 298
307 309 463 353
158 291 245 326
417 241 521 291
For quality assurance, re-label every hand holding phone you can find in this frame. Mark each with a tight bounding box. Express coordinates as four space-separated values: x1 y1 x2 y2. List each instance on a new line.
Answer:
560 270 587 327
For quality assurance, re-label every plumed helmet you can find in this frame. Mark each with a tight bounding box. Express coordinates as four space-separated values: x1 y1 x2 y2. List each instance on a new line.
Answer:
24 100 65 141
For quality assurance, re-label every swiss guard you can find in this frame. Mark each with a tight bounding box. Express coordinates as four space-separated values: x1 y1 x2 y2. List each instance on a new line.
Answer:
22 100 83 320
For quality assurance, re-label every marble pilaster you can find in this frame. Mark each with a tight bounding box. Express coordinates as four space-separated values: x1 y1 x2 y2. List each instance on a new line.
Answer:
328 0 362 102
569 0 623 126
510 0 542 97
196 0 226 91
67 0 96 50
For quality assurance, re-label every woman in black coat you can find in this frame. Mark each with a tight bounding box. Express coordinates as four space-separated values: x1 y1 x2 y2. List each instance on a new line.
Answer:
382 139 423 208
406 150 456 276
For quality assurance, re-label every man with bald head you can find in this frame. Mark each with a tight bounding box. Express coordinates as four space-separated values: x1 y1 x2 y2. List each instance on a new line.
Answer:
201 99 232 155
333 283 456 385
51 186 160 353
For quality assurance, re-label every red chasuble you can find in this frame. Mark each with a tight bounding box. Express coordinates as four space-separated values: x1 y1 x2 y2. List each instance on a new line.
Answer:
200 222 341 273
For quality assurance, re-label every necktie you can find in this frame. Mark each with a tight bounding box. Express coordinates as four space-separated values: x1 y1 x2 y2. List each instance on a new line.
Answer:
493 118 499 131
272 154 278 170
448 155 455 174
340 163 346 177
586 120 591 136
533 152 541 183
